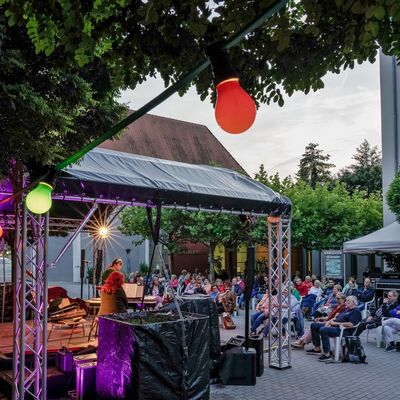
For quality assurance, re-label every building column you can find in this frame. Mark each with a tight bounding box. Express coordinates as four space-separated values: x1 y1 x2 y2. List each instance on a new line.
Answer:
380 52 400 226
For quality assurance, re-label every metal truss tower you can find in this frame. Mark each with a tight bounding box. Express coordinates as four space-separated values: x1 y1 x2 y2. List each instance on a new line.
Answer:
12 201 49 399
268 216 292 369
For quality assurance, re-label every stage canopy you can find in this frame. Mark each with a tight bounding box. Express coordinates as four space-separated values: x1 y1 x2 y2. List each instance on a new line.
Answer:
343 222 400 255
54 148 291 217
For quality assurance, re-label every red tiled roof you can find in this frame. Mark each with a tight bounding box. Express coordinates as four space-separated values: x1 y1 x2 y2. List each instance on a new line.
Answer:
99 112 247 175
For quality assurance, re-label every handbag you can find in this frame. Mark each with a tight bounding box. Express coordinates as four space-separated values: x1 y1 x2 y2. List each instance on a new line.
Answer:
222 314 236 329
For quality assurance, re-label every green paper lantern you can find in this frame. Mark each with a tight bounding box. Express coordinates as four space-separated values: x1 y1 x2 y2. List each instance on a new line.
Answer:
26 182 53 214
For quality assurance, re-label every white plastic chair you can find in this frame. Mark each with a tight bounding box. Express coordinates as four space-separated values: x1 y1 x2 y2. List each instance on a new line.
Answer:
361 297 375 319
330 323 360 362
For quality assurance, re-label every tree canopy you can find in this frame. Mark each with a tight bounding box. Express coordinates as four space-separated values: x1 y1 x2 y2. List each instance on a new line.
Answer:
296 143 335 187
0 17 126 177
254 159 383 251
2 0 400 109
337 139 382 196
286 182 382 250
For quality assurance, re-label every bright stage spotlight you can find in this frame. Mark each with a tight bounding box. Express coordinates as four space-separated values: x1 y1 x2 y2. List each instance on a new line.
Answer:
98 226 110 239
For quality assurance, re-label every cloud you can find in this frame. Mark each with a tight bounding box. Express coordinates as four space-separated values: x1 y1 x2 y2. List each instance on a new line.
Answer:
118 60 381 178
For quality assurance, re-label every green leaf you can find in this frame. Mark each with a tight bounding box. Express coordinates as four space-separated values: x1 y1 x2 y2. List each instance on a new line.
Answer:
374 5 386 20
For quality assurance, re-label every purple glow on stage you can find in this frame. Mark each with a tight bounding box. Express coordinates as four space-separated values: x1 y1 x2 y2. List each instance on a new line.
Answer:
96 316 136 399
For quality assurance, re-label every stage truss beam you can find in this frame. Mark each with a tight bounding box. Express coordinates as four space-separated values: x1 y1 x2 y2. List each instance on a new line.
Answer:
268 216 292 369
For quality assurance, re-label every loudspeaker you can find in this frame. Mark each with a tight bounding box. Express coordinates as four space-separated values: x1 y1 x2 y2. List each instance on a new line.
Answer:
219 347 256 385
225 335 264 377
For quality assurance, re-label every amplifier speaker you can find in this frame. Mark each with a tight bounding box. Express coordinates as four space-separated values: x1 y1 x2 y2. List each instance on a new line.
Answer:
219 347 256 385
225 335 264 377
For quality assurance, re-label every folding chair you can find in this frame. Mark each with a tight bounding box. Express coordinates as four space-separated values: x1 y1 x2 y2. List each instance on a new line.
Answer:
48 303 87 345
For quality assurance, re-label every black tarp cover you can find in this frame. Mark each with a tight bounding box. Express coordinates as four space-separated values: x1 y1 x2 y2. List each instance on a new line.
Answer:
161 295 221 360
96 311 210 400
56 148 291 216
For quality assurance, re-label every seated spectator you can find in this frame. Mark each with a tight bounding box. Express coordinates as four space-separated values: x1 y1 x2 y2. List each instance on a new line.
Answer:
343 277 358 296
183 272 192 289
237 275 245 291
306 295 362 362
147 276 165 310
291 284 301 301
322 278 335 296
301 293 317 318
202 278 212 294
320 275 329 291
210 284 219 301
178 269 187 287
194 278 206 294
357 278 374 311
309 280 323 298
304 276 313 292
294 277 308 297
232 277 243 297
215 278 225 293
293 292 347 349
262 287 299 337
355 291 399 337
250 291 269 336
382 302 400 351
311 284 341 318
169 274 179 291
183 277 196 295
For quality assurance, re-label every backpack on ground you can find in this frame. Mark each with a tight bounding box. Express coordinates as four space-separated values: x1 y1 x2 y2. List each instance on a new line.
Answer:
342 336 367 364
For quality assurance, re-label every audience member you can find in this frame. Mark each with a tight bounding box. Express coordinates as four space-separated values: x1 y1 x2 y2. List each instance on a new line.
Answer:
292 292 346 349
307 295 362 362
343 277 358 296
357 278 374 311
250 291 269 336
382 302 400 351
355 291 399 336
147 276 165 310
311 284 341 318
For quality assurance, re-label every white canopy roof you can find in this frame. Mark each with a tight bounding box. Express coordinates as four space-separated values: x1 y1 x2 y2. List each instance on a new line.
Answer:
343 222 400 255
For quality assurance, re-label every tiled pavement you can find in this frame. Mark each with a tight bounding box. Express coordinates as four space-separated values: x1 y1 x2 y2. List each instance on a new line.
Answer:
211 310 400 400
42 283 400 399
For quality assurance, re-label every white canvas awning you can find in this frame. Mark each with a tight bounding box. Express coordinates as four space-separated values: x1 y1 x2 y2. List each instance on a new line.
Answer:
343 222 400 255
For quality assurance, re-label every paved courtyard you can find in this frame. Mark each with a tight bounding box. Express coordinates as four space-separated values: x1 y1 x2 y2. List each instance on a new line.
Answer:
212 306 400 400
43 283 400 399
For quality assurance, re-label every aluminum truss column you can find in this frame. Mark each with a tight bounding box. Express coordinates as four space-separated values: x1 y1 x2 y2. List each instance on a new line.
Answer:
268 216 292 369
12 201 49 400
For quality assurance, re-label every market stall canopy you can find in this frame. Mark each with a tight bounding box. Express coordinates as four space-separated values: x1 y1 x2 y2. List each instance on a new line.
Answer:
343 222 400 255
54 148 291 216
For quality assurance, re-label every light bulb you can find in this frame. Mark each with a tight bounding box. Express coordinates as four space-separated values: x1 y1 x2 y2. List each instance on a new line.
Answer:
98 226 109 238
215 78 256 134
26 182 53 214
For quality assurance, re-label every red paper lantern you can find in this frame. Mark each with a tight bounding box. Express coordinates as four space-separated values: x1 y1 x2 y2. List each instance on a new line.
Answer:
0 226 3 238
215 77 256 134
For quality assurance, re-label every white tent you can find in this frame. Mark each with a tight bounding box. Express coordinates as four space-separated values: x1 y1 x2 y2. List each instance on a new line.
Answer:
343 222 400 255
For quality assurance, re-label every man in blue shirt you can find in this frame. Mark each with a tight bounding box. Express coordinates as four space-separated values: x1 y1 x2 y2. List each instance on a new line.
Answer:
307 295 362 362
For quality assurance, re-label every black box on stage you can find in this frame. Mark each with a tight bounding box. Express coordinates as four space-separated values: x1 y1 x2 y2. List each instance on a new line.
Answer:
56 348 73 373
219 347 256 385
225 335 264 377
76 361 97 400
